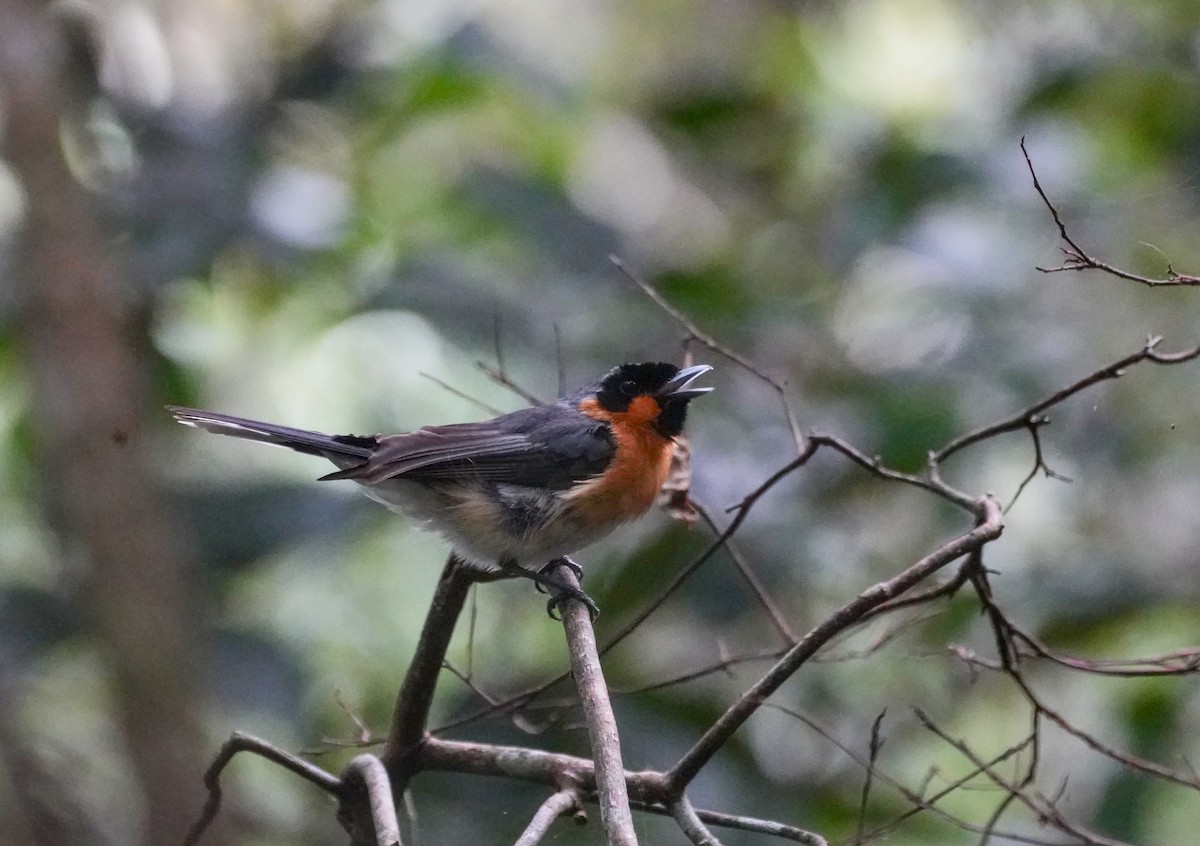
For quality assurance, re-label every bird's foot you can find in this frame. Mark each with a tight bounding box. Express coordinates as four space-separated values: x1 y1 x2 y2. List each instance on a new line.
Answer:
534 556 584 589
537 558 597 620
545 584 600 622
498 556 599 620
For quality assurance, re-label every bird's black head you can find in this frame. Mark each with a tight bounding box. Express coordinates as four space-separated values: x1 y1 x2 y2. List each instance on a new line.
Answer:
591 362 713 437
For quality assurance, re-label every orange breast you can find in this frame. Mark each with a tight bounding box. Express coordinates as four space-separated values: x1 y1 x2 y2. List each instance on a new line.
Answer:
568 396 674 529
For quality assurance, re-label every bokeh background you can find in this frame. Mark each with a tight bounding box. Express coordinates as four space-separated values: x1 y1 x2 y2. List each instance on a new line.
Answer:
2 0 1199 844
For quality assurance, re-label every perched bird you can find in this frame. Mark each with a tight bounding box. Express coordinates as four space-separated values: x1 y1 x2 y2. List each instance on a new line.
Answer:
169 362 712 615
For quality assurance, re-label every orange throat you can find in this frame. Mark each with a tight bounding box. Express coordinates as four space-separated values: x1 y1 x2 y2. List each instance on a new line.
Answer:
571 396 675 527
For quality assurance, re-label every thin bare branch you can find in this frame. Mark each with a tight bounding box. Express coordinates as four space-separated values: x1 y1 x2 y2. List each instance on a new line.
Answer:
766 704 1045 846
915 708 1134 846
417 371 505 416
963 582 1200 790
1004 414 1071 514
936 336 1200 464
1020 672 1199 790
692 496 797 644
384 556 488 787
671 794 724 846
515 789 582 846
552 560 639 846
858 560 972 622
341 755 403 846
475 360 545 406
613 648 783 696
1021 137 1200 287
611 255 806 452
854 711 887 844
184 732 341 846
666 498 1003 792
678 808 828 846
805 433 975 510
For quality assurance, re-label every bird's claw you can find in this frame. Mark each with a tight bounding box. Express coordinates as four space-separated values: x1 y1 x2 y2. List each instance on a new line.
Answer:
545 585 600 621
535 557 584 594
547 556 584 580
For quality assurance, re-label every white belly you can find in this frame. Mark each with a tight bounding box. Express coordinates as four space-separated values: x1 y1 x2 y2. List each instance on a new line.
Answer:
356 478 610 570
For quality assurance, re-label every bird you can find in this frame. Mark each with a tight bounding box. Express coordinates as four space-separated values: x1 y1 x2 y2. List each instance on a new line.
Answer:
168 362 713 616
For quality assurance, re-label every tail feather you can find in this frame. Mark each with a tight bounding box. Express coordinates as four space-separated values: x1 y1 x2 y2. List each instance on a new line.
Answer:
167 406 375 463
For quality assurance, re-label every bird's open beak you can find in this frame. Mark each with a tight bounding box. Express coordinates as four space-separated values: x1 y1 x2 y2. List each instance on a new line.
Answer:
656 364 714 402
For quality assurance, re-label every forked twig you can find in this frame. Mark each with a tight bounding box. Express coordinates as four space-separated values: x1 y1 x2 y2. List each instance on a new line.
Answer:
184 732 341 846
1022 137 1200 287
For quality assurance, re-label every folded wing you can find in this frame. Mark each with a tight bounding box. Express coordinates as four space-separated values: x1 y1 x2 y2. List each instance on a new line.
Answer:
326 405 615 490
171 404 615 492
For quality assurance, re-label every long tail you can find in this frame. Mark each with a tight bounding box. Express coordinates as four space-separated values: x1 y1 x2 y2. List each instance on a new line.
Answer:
167 406 376 464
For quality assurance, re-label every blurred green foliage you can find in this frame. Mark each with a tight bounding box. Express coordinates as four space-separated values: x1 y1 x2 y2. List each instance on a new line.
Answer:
2 0 1200 844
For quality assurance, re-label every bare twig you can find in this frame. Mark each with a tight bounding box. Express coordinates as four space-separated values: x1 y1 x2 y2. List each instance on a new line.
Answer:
666 498 1003 793
613 648 784 696
1004 414 1071 513
184 732 341 846
420 733 828 844
475 361 546 406
815 609 945 664
552 561 639 846
611 255 806 452
692 496 797 644
384 556 492 788
515 789 582 846
962 577 1200 790
418 371 505 416
766 703 1045 846
672 807 828 846
805 433 975 510
671 794 724 846
858 560 973 622
915 709 1134 846
1002 625 1200 677
854 711 887 844
1021 137 1200 287
936 336 1200 464
341 755 403 846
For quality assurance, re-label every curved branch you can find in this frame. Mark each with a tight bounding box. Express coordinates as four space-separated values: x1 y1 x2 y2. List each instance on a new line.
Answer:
184 732 341 846
671 795 723 846
515 790 582 846
340 755 402 846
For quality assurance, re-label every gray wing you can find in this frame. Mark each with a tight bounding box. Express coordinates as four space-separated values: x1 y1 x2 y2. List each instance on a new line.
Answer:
171 404 615 492
324 405 615 491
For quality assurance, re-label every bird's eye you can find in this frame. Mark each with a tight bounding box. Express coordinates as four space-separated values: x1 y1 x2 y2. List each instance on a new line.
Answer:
620 380 638 396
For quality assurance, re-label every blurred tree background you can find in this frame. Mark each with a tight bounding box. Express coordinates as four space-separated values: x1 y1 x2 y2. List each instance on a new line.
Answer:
1 0 1199 843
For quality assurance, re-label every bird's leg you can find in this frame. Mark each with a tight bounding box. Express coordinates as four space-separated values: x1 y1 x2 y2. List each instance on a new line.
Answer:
497 556 599 620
